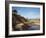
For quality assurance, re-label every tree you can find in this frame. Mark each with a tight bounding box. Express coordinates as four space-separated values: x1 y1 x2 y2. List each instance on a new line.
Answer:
12 9 17 14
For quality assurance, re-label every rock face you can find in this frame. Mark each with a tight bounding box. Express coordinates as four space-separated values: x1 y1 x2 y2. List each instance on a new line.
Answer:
12 10 28 31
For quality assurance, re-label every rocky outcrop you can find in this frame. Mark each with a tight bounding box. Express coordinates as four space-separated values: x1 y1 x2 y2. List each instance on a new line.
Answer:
12 12 28 31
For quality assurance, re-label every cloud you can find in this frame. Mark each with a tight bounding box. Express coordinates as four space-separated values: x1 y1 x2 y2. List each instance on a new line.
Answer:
18 12 40 19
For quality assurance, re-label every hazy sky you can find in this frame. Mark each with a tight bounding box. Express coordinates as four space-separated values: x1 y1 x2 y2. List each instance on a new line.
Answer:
12 7 40 19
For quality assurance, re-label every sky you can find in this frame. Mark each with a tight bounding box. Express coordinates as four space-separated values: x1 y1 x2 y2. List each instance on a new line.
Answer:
12 7 40 19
